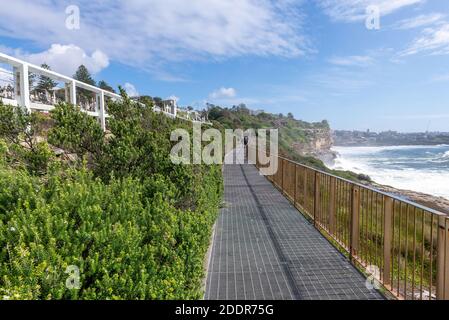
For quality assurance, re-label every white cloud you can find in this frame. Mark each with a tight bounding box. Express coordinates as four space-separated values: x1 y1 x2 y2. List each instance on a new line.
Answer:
394 13 446 30
124 83 139 97
209 87 237 99
328 55 374 67
400 23 449 56
316 0 424 22
0 0 309 77
16 44 109 77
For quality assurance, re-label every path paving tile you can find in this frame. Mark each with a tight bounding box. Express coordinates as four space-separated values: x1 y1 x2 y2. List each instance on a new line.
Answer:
205 164 384 300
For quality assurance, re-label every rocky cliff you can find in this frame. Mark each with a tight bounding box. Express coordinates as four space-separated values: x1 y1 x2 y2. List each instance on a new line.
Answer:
207 104 336 169
291 128 335 164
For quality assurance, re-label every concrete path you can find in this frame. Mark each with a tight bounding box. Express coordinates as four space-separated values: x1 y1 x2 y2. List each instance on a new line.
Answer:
205 164 384 300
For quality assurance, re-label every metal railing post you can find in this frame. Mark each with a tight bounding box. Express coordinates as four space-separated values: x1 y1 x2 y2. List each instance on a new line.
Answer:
281 158 285 191
445 217 449 300
304 169 307 210
383 197 393 286
350 186 360 259
329 177 336 235
313 172 320 226
437 216 449 300
294 164 297 206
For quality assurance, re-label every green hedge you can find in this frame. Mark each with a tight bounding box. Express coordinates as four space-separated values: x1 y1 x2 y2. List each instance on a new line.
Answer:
0 94 223 300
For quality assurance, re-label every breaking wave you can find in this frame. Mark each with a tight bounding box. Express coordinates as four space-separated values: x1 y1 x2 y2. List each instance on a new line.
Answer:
331 145 449 199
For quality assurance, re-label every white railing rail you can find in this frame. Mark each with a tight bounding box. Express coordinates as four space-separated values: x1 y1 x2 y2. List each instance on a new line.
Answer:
0 52 201 129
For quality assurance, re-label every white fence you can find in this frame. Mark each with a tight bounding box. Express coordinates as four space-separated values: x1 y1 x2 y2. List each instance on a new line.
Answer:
0 52 210 130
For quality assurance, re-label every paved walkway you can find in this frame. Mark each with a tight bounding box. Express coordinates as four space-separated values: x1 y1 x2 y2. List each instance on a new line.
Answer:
205 164 384 300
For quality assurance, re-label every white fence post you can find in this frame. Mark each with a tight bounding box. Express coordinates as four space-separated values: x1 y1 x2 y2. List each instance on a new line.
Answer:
13 67 20 99
98 91 106 131
13 63 31 113
64 83 70 102
70 81 77 106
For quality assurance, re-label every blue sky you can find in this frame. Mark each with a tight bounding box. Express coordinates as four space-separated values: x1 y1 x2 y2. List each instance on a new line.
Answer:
0 0 449 132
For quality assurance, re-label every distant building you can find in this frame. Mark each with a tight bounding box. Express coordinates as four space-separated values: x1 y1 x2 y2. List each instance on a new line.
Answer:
333 129 449 146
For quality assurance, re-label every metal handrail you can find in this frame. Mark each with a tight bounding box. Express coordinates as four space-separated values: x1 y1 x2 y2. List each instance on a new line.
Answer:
254 148 449 300
277 155 447 217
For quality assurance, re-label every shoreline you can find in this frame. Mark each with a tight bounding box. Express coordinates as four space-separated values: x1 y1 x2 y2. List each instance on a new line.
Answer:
372 183 449 215
322 146 449 215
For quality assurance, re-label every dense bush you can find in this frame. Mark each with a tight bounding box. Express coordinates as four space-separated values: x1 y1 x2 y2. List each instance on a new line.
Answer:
0 104 54 175
0 95 223 300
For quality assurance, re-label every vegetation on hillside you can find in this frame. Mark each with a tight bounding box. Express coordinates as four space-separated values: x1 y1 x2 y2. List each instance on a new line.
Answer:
207 104 371 183
0 92 223 300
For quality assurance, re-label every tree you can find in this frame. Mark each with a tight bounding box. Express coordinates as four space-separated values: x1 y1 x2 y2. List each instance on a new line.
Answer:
35 64 57 93
0 101 53 174
29 73 36 91
137 95 154 109
73 65 96 86
98 80 116 93
287 112 294 119
73 65 96 107
153 97 163 108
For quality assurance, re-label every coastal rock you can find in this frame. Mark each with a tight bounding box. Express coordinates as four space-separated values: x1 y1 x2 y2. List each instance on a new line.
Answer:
374 184 449 215
292 127 337 164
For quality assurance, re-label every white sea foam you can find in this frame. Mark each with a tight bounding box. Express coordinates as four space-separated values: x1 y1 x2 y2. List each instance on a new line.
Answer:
333 144 448 155
331 145 449 199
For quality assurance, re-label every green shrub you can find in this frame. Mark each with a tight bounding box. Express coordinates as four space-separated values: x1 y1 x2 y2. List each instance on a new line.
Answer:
0 102 54 175
0 93 223 300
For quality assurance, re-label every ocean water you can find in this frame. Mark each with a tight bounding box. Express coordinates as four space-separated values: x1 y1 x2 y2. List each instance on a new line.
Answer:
331 145 449 199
